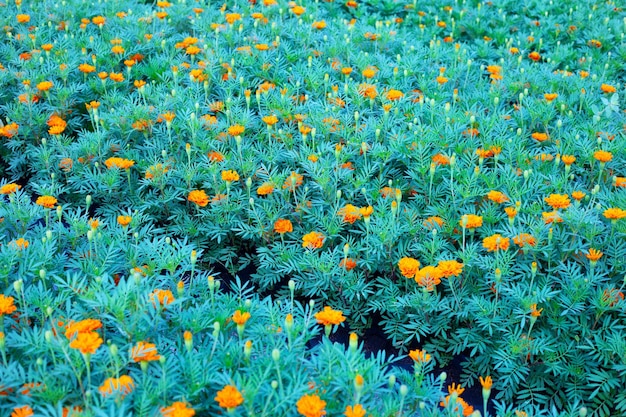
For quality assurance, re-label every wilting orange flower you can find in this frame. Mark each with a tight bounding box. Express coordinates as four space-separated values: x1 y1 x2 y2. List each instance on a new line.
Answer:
409 349 431 363
338 204 361 224
283 172 304 190
36 195 57 208
593 150 613 163
513 233 536 248
423 216 444 229
0 183 21 195
99 375 134 398
221 170 240 182
586 248 603 262
150 289 175 307
415 266 442 290
344 404 366 417
188 190 209 207
604 208 626 221
386 89 404 101
69 331 103 355
297 394 326 417
531 132 549 142
530 304 543 317
232 310 251 325
0 295 17 316
544 194 571 210
600 84 616 94
398 257 420 278
339 258 357 271
105 157 135 170
257 183 275 195
215 385 244 409
11 406 33 417
437 260 463 277
315 306 345 326
483 234 510 252
542 211 562 224
161 402 195 417
302 231 325 249
131 341 161 362
274 219 293 234
9 238 29 250
460 214 482 229
487 190 508 204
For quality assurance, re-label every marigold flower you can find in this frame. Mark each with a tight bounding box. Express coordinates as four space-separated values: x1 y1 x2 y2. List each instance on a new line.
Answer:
150 289 175 307
530 304 543 317
131 341 161 362
0 183 21 195
262 115 279 126
593 150 613 163
614 177 626 188
117 215 132 226
302 231 325 249
513 233 536 248
64 319 103 339
528 51 541 61
480 375 493 390
161 402 195 417
600 84 616 94
483 234 510 252
423 216 444 229
291 5 306 16
225 13 242 24
544 93 558 102
79 63 96 73
69 331 103 355
544 194 571 210
531 132 549 142
603 208 626 220
312 20 327 30
0 295 17 315
344 404 366 417
274 219 293 234
215 385 244 409
460 214 482 229
11 406 33 417
586 248 603 262
398 257 420 278
283 172 304 190
257 183 275 195
504 207 517 219
36 195 57 209
415 266 442 290
221 170 240 182
105 157 135 170
409 348 431 363
16 14 31 23
338 204 362 224
432 153 450 165
561 155 576 165
188 190 209 207
37 81 53 92
207 151 225 163
297 394 327 417
359 206 373 218
571 191 586 201
339 258 357 271
99 375 134 398
386 89 404 101
437 260 463 277
487 190 508 204
227 124 245 136
315 306 346 326
232 310 251 325
542 210 562 224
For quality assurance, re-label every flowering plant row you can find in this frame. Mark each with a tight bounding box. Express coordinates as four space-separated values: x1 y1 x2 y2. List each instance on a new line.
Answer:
0 0 625 414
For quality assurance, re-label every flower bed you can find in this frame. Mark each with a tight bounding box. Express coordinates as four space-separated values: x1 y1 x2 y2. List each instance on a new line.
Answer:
0 0 625 415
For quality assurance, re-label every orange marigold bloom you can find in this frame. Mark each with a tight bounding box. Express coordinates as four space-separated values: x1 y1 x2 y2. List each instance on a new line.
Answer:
221 170 240 182
386 89 404 101
415 266 442 290
232 310 251 325
315 306 345 326
188 190 209 207
274 219 293 234
505 207 517 219
161 402 196 417
117 215 132 226
344 404 366 417
302 231 325 249
9 238 29 250
16 14 31 23
432 153 450 165
398 257 420 278
215 385 244 409
586 248 603 262
37 81 53 92
531 132 549 142
408 348 431 363
312 20 327 30
283 172 304 189
105 157 135 170
99 375 134 398
544 194 571 210
460 214 482 229
600 84 616 94
487 190 508 204
528 51 541 61
227 124 245 136
530 304 543 317
257 183 275 195
513 233 536 248
69 331 103 355
262 115 279 126
339 258 357 271
359 206 373 218
64 319 103 339
543 211 562 224
571 191 586 201
208 151 225 163
423 216 444 229
291 5 306 16
132 341 161 362
92 16 106 25
544 93 558 102
561 155 576 165
0 183 21 195
36 195 57 208
437 260 463 277
593 150 613 163
615 177 626 188
225 13 242 24
150 289 175 307
11 406 33 417
483 234 510 252
0 295 17 315
338 204 362 224
297 394 326 417
604 208 626 220
79 63 96 73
